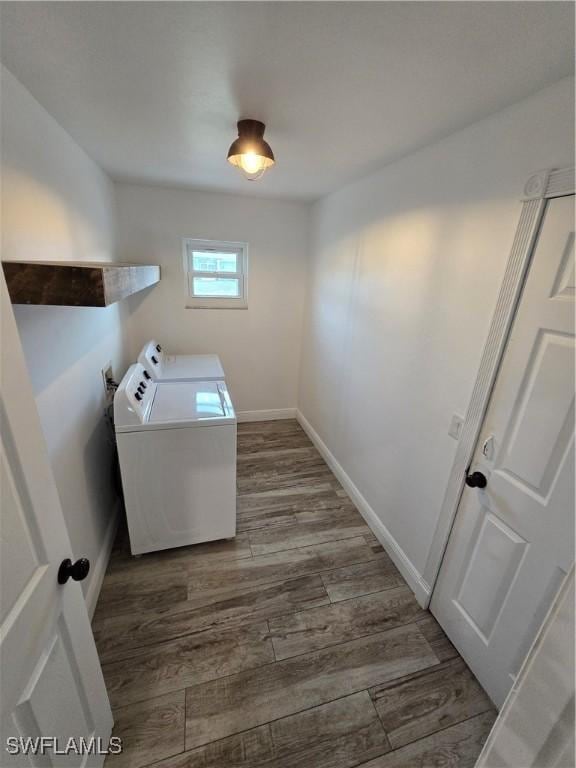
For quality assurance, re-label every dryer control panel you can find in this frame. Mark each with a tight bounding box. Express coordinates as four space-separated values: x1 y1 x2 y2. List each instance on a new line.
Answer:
138 339 165 378
114 363 157 427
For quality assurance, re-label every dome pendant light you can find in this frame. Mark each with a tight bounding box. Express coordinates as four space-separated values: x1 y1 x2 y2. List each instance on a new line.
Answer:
227 119 275 180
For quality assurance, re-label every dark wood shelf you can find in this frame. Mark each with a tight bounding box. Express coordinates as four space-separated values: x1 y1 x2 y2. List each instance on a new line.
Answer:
2 261 160 307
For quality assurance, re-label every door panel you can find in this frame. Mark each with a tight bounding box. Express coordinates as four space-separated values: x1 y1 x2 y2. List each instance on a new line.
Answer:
13 628 94 768
455 512 527 642
0 271 113 766
0 445 42 624
498 330 573 496
509 564 566 680
550 231 574 299
431 194 575 706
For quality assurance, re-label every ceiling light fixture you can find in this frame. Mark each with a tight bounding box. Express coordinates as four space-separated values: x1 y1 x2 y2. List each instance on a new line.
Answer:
227 119 275 181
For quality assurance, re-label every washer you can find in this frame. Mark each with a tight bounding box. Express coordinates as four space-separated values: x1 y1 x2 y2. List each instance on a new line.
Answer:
138 339 225 382
114 362 237 555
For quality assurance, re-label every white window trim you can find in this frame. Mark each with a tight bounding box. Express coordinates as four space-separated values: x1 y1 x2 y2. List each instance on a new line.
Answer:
183 238 248 309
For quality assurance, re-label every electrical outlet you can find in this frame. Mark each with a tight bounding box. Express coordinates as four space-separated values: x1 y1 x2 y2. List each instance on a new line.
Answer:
448 413 464 441
102 363 114 397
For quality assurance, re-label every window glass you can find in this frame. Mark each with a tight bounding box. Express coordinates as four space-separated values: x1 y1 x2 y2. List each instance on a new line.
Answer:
192 276 240 298
192 251 238 273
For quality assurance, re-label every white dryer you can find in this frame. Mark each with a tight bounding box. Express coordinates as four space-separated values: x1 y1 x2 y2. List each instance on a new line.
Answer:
138 339 225 382
114 363 237 555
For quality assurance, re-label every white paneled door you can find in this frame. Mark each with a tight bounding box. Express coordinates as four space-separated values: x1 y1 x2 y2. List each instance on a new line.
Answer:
431 194 575 707
0 272 113 766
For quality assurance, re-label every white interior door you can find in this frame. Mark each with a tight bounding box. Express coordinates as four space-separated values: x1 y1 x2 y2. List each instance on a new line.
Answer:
0 272 113 766
476 567 574 768
431 193 575 707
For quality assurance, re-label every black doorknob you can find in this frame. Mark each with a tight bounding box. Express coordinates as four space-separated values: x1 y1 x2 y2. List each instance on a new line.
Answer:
465 471 487 489
58 558 90 585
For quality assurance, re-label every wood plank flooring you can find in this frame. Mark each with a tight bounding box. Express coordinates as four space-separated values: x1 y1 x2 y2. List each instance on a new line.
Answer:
94 419 496 768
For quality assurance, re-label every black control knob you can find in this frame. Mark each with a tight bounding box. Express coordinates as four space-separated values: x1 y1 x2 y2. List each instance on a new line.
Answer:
465 471 487 489
58 557 90 585
143 370 151 380
156 344 162 352
151 355 158 365
140 381 147 389
135 392 142 401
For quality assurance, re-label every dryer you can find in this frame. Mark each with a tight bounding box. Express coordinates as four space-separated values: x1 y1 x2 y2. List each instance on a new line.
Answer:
138 339 225 382
114 363 236 555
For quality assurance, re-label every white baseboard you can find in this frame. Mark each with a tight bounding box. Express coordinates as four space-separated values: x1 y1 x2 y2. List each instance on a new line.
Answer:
296 410 432 608
237 408 297 423
85 502 120 619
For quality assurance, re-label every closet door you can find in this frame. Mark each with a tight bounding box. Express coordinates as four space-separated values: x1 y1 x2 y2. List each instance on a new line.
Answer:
431 194 575 706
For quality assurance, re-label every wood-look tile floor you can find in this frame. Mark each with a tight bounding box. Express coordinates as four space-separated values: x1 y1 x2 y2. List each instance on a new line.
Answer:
94 420 496 768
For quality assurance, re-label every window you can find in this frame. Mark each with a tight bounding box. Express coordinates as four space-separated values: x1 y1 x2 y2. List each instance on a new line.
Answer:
183 239 248 308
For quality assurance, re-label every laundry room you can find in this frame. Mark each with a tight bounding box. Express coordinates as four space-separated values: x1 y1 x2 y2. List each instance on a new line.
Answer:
1 3 574 768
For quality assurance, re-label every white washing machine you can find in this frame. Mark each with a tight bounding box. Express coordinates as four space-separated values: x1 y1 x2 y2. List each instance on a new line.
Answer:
114 363 237 555
138 339 225 382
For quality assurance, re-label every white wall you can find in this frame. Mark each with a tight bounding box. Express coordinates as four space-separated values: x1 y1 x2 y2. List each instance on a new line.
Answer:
298 77 575 599
1 67 129 612
115 183 309 416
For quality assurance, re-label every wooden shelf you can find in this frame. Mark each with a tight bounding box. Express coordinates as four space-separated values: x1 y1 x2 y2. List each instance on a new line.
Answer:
2 261 160 307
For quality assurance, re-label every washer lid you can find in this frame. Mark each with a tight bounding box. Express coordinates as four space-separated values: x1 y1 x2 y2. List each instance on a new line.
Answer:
149 380 233 425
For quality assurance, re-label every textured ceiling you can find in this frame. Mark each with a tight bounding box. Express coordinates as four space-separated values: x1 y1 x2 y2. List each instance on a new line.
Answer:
1 2 573 200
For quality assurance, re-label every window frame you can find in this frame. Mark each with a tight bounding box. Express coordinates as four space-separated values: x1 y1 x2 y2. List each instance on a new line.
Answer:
183 238 249 309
